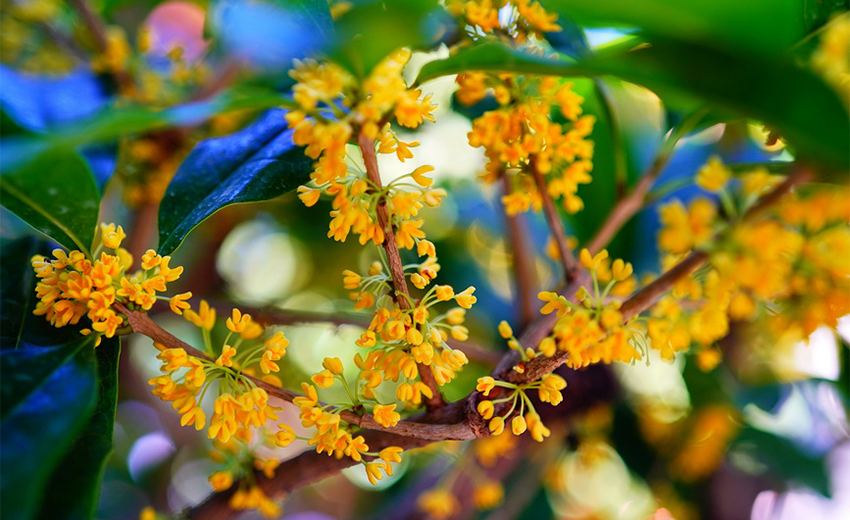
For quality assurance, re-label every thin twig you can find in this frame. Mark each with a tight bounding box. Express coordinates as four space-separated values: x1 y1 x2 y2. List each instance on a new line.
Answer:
586 110 705 255
115 302 472 441
529 155 579 282
178 164 809 519
501 172 538 327
358 131 445 410
69 0 135 93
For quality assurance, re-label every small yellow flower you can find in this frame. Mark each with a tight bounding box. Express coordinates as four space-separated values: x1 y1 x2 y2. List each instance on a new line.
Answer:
455 286 477 308
539 336 556 357
435 285 454 301
477 400 494 419
372 403 401 428
579 248 609 270
411 165 435 187
489 416 505 435
141 249 162 270
476 376 496 396
226 308 251 333
696 156 731 192
498 320 513 339
168 292 192 315
473 480 504 510
364 462 385 485
323 357 344 375
297 186 321 207
311 369 335 388
275 424 296 447
100 223 126 249
511 415 527 435
215 345 236 367
342 269 361 290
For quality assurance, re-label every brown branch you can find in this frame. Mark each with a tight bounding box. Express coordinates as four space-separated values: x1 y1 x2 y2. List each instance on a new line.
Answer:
178 164 810 519
69 0 135 94
586 152 666 255
115 302 472 441
586 110 705 255
529 155 579 282
501 172 538 327
358 131 444 410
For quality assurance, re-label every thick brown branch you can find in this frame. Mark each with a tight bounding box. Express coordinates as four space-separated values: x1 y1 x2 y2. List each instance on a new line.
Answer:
180 165 810 519
529 156 579 282
501 173 538 327
358 131 444 410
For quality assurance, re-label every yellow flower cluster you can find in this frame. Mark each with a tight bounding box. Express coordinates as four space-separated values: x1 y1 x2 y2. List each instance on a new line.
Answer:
445 0 560 39
811 13 850 103
30 223 188 344
475 373 564 442
288 50 445 248
459 72 595 215
537 249 641 368
206 438 282 517
651 160 850 363
286 376 405 485
345 262 477 406
150 308 287 440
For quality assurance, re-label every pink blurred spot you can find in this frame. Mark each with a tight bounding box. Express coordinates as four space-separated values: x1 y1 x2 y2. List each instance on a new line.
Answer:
143 1 207 61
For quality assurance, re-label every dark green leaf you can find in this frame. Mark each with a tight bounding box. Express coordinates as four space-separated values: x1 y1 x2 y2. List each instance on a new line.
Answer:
0 150 100 255
731 427 831 497
416 40 850 171
539 0 809 54
157 108 313 255
331 0 439 77
0 336 99 519
37 337 121 520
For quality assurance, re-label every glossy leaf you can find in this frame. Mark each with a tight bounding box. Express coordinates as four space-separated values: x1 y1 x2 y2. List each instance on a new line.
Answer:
37 337 121 520
416 40 850 170
0 150 100 256
331 0 439 77
539 0 810 54
158 108 313 255
0 335 99 519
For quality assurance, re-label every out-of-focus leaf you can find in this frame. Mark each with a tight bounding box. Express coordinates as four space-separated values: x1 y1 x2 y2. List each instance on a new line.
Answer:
416 40 850 171
0 65 109 133
157 108 312 254
212 0 332 70
731 427 831 497
37 337 121 520
63 85 296 145
331 0 440 77
539 0 810 54
0 150 100 255
0 240 100 516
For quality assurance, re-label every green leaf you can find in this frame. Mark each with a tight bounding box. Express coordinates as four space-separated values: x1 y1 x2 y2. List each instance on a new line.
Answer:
331 0 439 77
539 0 809 54
416 40 850 171
37 337 121 520
157 108 313 255
0 150 100 256
0 336 100 519
731 427 831 497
